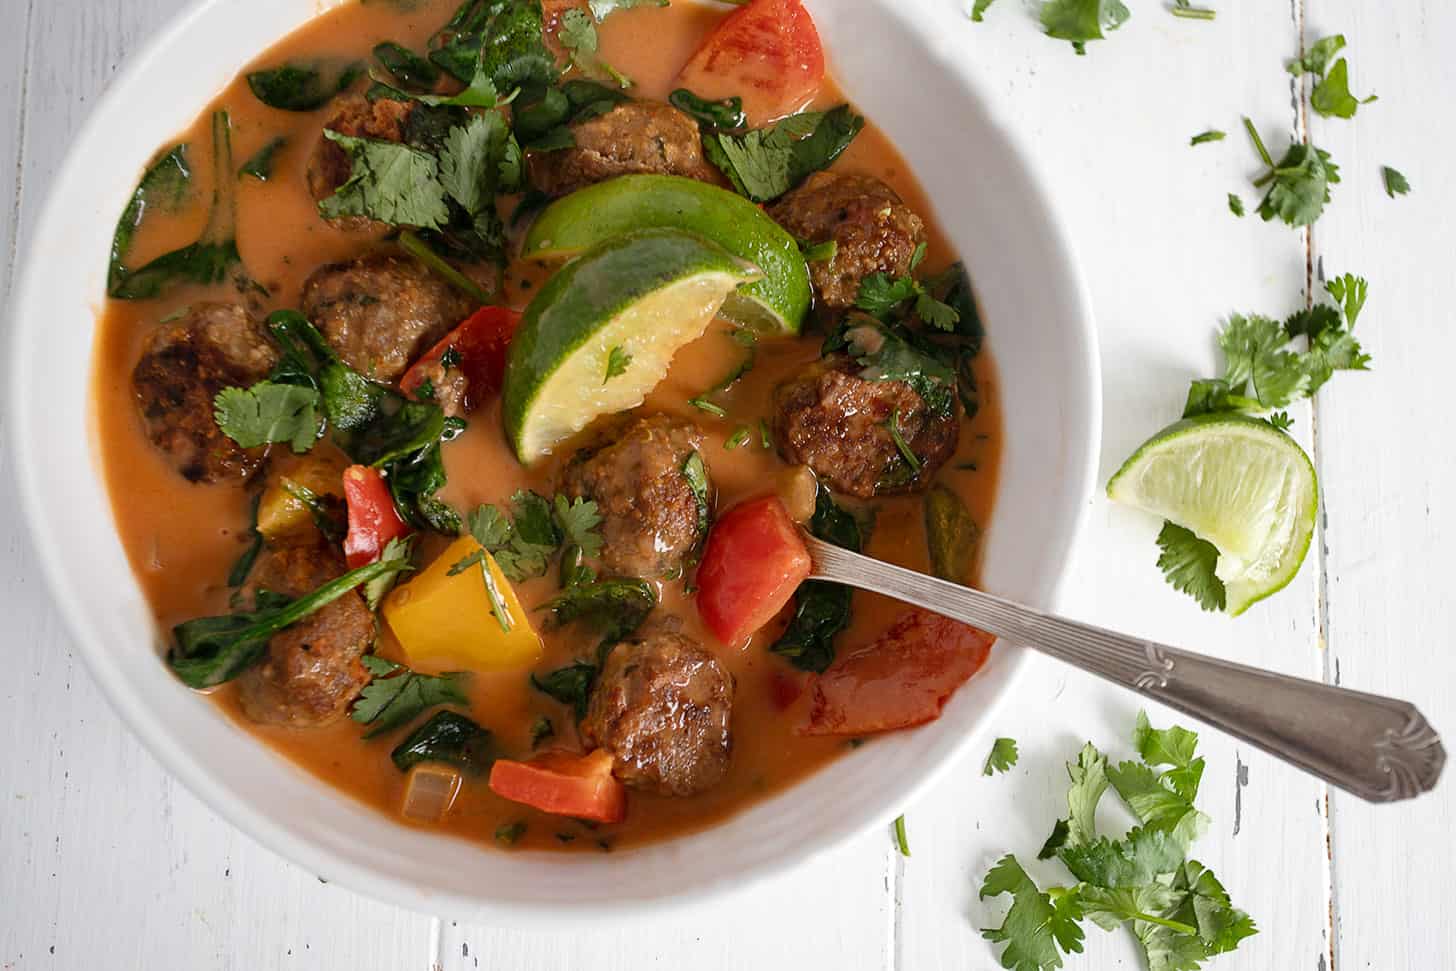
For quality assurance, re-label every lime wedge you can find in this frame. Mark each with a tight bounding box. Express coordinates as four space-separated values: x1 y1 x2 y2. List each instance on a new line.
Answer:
503 228 760 464
520 174 810 335
1106 413 1318 615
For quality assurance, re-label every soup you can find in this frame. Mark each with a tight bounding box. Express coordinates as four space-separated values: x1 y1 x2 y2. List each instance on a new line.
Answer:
93 0 1001 852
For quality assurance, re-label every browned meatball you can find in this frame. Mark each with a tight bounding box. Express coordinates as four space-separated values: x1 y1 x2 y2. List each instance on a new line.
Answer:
307 94 415 219
237 541 376 728
526 101 721 197
132 302 278 484
559 413 708 578
581 627 733 796
767 172 926 308
774 355 958 498
300 254 474 382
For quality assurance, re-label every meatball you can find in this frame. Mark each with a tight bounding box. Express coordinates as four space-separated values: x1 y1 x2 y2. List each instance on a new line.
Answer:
581 627 733 796
773 356 958 498
559 413 708 578
237 541 376 728
132 302 278 483
767 172 926 308
526 101 721 197
307 94 415 217
300 254 474 383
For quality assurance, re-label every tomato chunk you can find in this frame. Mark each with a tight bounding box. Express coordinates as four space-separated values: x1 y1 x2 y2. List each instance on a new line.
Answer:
488 749 627 823
399 306 520 413
696 495 812 646
801 609 995 736
342 465 412 569
676 0 825 125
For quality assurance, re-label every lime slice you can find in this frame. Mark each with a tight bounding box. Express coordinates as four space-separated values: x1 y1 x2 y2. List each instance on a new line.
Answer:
503 228 761 464
520 174 810 335
1106 413 1318 615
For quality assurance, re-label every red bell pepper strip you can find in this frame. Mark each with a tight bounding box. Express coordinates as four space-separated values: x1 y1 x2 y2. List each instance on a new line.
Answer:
676 0 826 125
488 749 628 823
399 306 520 413
342 465 412 569
800 609 995 736
696 494 812 646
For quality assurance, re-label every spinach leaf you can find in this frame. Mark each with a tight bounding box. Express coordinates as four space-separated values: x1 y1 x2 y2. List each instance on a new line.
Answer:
390 710 494 772
530 661 598 718
705 105 864 203
669 88 746 131
770 485 861 673
540 577 656 646
109 111 247 300
373 41 440 91
514 79 628 151
353 655 470 737
226 492 265 589
427 0 556 90
239 136 287 181
246 60 365 111
169 557 409 689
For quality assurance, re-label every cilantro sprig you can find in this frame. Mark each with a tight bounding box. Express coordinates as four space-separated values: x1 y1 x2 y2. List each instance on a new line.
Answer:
980 713 1256 971
352 655 470 737
984 737 1020 776
1242 118 1340 228
1287 35 1376 119
465 490 603 583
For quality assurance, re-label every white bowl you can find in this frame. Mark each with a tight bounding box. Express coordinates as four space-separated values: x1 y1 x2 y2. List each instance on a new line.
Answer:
7 0 1099 921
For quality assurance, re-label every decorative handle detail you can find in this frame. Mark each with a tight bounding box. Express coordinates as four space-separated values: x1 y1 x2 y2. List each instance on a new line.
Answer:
805 537 1446 803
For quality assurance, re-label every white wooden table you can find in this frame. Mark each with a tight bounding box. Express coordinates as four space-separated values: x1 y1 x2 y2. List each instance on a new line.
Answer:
3 0 1452 968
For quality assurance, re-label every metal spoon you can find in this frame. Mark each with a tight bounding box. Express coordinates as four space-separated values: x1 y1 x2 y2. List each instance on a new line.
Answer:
803 535 1445 803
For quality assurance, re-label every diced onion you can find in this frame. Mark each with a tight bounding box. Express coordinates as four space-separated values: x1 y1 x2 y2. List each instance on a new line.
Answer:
400 764 462 822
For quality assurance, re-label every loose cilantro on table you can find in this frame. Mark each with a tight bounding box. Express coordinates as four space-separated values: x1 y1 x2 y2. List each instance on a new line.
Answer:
352 654 470 737
1170 0 1215 20
1242 117 1340 228
1381 165 1411 198
1040 0 1130 56
1288 35 1376 120
1226 193 1244 217
1188 130 1224 146
970 0 997 23
892 815 911 857
981 713 1255 971
984 737 1020 776
246 60 364 111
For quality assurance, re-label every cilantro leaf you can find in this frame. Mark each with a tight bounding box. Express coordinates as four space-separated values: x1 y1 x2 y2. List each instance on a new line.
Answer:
1040 0 1130 55
317 130 450 228
1189 130 1224 146
971 0 997 21
1064 742 1109 847
1310 58 1376 119
1078 884 1190 934
1169 860 1259 954
980 855 1086 970
553 495 604 560
1244 120 1340 228
1382 165 1411 198
1288 34 1346 77
856 273 920 318
706 106 864 203
984 737 1020 775
540 577 657 648
604 345 632 382
438 111 513 215
1155 521 1226 612
1059 828 1186 890
1227 193 1244 217
1106 759 1210 854
1325 272 1368 326
213 381 320 452
1217 313 1309 408
352 655 470 737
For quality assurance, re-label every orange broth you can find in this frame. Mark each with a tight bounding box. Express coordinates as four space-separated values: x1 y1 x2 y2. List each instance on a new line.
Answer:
91 0 1002 852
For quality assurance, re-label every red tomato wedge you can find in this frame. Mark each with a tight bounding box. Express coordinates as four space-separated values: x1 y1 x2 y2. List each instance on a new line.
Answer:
696 495 812 646
342 465 412 569
800 609 995 736
488 749 627 823
399 306 520 413
676 0 825 125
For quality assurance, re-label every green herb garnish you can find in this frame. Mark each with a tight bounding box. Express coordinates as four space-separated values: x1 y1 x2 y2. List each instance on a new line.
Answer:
984 737 1020 776
352 655 470 737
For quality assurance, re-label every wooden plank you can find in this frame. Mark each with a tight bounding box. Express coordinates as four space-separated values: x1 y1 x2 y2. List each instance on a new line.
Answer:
436 837 894 971
0 2 434 968
895 2 1333 968
1304 1 1456 968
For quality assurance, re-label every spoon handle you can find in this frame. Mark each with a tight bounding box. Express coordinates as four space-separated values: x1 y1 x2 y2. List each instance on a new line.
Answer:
804 537 1445 803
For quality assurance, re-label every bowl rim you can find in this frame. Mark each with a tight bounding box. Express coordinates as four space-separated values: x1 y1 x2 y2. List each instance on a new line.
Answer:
6 0 1101 923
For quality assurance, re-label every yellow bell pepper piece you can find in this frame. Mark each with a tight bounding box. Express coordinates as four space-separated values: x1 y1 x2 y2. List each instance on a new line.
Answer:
383 535 542 672
257 462 342 541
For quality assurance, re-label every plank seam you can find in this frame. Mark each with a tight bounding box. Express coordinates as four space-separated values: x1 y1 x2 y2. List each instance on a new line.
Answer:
1 0 37 310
